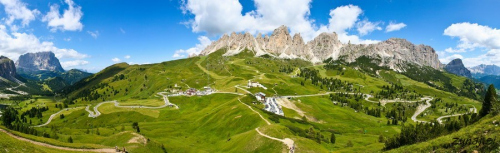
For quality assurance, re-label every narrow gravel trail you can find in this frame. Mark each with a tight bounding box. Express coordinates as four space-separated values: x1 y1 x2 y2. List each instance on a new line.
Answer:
255 127 295 152
238 98 270 125
235 85 253 95
237 98 295 152
33 107 84 127
0 129 115 152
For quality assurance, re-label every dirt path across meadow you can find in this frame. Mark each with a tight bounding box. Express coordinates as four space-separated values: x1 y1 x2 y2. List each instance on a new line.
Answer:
0 129 115 152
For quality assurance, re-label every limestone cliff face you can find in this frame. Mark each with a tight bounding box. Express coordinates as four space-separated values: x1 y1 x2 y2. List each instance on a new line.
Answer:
15 52 65 73
0 56 17 81
199 26 442 71
338 38 441 71
306 32 343 63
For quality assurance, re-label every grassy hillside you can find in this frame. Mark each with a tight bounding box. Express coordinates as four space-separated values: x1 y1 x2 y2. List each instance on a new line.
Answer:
1 49 490 152
0 130 80 153
389 114 500 152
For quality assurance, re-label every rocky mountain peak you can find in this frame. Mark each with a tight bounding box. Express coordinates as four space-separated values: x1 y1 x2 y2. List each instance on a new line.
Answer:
445 58 472 78
273 25 290 36
16 52 65 73
0 56 17 81
267 25 292 54
469 64 500 76
307 32 343 62
198 25 442 72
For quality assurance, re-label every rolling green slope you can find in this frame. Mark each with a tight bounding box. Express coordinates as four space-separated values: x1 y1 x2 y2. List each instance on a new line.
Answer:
1 48 493 152
389 114 500 153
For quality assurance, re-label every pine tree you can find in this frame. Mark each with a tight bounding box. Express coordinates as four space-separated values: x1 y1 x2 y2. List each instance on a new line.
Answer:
68 136 73 143
330 133 336 144
480 85 497 117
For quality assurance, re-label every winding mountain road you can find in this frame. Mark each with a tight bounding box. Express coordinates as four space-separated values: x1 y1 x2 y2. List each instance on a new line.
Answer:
411 97 433 123
34 107 84 127
86 92 178 118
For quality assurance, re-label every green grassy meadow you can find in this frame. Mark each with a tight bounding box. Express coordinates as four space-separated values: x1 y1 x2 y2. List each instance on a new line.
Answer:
0 49 490 152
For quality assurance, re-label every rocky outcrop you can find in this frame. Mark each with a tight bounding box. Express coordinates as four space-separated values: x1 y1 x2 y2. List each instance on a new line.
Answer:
16 52 65 73
199 25 442 71
445 59 472 78
0 56 17 81
307 32 343 63
338 38 441 71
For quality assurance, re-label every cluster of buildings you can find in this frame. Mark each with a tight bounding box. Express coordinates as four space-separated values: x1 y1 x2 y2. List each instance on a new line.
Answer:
248 80 268 90
255 92 284 116
171 87 214 96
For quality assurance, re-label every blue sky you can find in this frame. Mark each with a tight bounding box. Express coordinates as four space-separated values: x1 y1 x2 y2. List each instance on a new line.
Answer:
0 0 499 72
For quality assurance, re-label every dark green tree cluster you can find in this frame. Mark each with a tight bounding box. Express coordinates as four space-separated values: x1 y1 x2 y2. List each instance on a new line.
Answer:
384 102 417 123
384 113 479 150
111 74 126 82
20 106 48 118
132 122 141 133
299 68 356 92
375 84 421 100
278 65 294 74
365 107 382 117
480 85 499 117
55 103 68 109
1 106 47 138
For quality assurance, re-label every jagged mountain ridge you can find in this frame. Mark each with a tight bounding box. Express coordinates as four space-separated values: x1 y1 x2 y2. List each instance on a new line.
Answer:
16 52 65 73
468 64 500 78
200 25 441 71
445 58 472 78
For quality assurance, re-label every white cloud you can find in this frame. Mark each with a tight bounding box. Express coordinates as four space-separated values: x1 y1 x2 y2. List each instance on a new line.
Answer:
182 1 380 44
442 23 500 66
63 37 71 41
385 22 406 32
124 55 130 59
317 5 380 44
444 22 500 52
61 60 88 69
111 57 120 63
444 47 466 53
42 0 83 32
326 5 362 33
356 19 382 36
461 49 500 67
0 0 40 27
439 54 463 64
87 30 99 39
0 24 88 61
173 36 212 58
